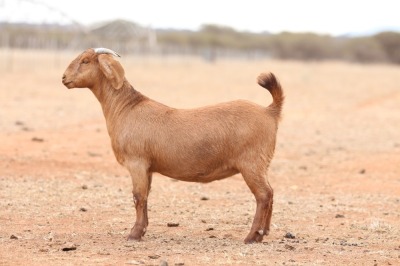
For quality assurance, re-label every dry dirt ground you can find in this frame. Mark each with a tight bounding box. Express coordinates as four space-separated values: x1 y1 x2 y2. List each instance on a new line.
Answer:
0 50 399 265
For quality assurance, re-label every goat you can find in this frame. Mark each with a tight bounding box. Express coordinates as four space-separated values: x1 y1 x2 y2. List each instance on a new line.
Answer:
62 48 284 244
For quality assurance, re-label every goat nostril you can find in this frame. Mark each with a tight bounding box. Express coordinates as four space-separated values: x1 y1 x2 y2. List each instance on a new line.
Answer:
62 74 66 80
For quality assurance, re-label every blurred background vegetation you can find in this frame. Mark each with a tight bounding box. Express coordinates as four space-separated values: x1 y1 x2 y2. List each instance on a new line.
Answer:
1 19 400 64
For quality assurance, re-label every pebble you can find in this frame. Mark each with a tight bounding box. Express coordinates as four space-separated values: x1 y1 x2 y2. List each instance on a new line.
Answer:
284 232 295 239
284 244 295 251
167 223 179 227
126 260 144 265
61 242 77 251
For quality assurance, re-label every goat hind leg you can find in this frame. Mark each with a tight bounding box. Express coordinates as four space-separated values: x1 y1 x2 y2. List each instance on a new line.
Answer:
242 171 273 244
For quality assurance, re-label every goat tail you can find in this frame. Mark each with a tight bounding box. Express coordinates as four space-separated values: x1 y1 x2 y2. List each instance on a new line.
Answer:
257 72 284 120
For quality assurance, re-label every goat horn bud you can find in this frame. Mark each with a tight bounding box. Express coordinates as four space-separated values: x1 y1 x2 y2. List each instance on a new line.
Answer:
94 48 121 57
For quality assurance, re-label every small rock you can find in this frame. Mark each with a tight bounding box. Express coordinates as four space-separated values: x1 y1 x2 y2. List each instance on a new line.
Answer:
284 232 295 239
167 223 179 227
80 207 88 212
175 263 185 266
61 242 77 251
148 255 160 259
126 260 144 265
31 137 44 142
209 235 216 238
87 151 101 157
205 227 214 231
97 250 110 255
284 244 295 251
81 185 88 190
335 214 345 218
200 196 209 201
10 234 19 240
15 121 25 126
359 169 366 174
44 231 54 242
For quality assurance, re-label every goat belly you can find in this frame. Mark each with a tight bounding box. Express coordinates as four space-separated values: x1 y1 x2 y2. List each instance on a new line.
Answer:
154 162 239 183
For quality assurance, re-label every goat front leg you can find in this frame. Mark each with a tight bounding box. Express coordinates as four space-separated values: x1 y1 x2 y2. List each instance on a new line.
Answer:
126 163 152 241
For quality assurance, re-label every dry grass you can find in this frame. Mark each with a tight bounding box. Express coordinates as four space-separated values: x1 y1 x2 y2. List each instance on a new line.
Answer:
0 49 399 265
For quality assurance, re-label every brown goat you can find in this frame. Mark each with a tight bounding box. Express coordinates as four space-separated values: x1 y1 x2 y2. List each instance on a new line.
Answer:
62 48 284 244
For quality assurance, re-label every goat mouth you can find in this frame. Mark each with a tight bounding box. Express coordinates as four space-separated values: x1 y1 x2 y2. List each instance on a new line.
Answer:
62 80 73 88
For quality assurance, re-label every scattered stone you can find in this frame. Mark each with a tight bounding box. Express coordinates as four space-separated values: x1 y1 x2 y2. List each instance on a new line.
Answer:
167 223 179 227
160 261 168 266
148 255 160 259
61 242 77 251
205 227 214 231
21 127 32 132
10 234 19 240
81 185 88 190
126 260 144 265
175 263 185 266
335 214 345 218
359 169 366 174
80 207 88 212
284 244 295 251
209 235 216 238
15 121 25 126
284 232 295 239
31 137 44 142
87 152 101 157
44 231 55 242
39 248 49 252
97 250 110 255
200 196 209 201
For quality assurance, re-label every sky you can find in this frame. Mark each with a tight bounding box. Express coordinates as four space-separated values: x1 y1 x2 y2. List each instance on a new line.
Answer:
1 0 400 36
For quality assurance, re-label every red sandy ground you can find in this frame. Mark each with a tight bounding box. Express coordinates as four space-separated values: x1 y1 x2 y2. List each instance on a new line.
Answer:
0 51 399 265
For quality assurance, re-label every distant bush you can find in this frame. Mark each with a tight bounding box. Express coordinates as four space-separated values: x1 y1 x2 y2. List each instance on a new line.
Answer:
341 37 388 63
2 21 400 64
373 31 400 64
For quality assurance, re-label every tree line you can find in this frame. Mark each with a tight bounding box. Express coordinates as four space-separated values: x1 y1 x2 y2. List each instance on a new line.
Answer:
1 22 400 64
157 24 400 64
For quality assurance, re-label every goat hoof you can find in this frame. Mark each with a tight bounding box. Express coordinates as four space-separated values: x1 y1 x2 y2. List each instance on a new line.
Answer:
244 232 264 244
127 234 142 241
127 227 145 241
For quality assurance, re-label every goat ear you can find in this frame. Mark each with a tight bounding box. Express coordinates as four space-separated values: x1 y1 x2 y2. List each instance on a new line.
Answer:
98 54 125 90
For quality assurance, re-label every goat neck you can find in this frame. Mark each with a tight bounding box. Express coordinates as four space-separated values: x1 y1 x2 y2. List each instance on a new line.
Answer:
90 78 146 122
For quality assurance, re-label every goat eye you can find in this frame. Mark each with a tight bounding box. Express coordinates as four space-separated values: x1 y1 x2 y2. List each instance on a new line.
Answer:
82 58 89 64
